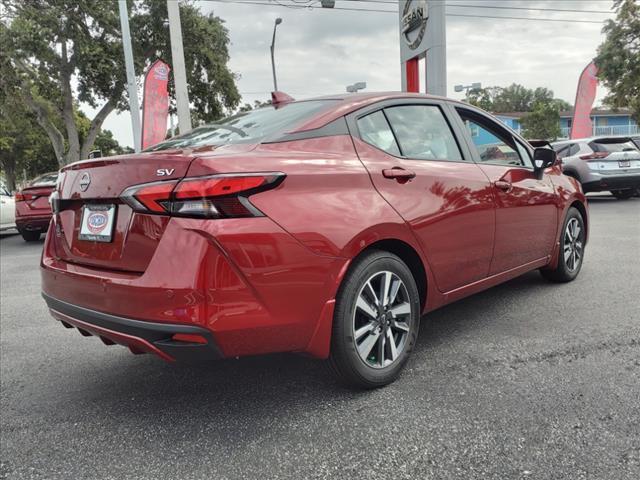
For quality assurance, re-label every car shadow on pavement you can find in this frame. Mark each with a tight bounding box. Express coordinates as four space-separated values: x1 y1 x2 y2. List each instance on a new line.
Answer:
50 271 553 414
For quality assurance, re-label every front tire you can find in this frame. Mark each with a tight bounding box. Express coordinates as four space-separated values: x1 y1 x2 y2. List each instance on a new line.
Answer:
329 250 421 389
540 207 585 283
19 230 41 242
611 189 635 200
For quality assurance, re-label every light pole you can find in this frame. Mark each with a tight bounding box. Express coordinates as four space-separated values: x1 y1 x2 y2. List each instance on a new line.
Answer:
270 18 283 92
454 82 482 96
167 0 192 134
346 82 367 93
118 0 142 153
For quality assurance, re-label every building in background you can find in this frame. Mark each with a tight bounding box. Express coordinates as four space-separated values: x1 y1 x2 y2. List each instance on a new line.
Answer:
495 110 638 139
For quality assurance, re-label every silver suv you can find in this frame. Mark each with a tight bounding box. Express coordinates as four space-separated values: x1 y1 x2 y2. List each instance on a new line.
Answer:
551 136 640 200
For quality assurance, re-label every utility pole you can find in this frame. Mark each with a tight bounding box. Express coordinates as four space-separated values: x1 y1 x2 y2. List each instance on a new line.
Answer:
167 0 192 133
118 0 142 152
270 18 283 92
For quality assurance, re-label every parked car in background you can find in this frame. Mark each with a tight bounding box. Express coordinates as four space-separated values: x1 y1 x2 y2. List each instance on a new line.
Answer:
551 136 640 200
41 92 588 388
15 172 58 241
1 184 17 233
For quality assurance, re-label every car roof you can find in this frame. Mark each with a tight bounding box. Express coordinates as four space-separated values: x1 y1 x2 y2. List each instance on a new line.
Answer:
291 91 466 131
554 135 635 144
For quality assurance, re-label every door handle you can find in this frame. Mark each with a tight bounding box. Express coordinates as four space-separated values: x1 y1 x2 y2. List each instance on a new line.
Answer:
382 168 416 182
494 180 512 192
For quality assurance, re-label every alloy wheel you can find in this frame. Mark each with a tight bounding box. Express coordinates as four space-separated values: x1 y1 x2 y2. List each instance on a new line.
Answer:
564 217 583 272
352 271 412 369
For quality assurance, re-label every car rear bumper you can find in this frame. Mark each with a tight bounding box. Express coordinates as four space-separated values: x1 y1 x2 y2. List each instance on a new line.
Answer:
41 215 347 360
43 293 222 362
582 174 640 192
16 214 52 232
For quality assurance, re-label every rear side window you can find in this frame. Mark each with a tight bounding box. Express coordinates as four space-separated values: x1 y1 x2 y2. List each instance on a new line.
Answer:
384 105 464 161
146 100 338 151
357 111 401 156
569 144 581 156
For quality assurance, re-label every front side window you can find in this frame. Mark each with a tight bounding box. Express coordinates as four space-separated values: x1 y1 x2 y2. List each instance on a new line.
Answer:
357 110 401 156
554 144 571 160
383 105 464 161
146 100 338 151
457 109 526 167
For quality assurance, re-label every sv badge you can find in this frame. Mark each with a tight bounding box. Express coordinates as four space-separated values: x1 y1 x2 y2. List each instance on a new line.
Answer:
156 168 175 177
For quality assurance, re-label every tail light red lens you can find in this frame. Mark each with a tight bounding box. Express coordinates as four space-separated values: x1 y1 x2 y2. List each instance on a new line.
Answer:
580 152 610 160
128 181 178 213
14 192 38 201
121 173 284 218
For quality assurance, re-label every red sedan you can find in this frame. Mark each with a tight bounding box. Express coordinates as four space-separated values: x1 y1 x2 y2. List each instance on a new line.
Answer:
41 93 588 388
15 172 57 242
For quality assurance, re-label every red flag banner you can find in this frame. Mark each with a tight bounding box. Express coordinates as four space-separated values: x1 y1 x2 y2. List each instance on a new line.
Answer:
570 61 598 140
141 59 171 149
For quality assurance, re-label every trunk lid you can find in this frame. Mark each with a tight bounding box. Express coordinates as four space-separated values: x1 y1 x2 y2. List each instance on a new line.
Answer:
587 138 640 173
54 151 196 273
53 145 258 273
19 185 55 212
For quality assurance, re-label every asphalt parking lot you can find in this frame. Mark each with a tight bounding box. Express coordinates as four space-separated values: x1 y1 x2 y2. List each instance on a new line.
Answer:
1 194 639 480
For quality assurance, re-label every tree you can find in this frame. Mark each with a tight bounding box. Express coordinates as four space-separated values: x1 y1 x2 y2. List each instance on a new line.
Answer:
0 85 129 191
595 0 640 123
238 99 273 112
520 102 562 140
1 0 240 167
466 83 571 113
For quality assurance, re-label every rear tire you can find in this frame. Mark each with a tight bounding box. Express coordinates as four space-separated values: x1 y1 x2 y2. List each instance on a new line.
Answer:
540 207 585 283
19 230 41 242
611 189 635 200
328 250 421 389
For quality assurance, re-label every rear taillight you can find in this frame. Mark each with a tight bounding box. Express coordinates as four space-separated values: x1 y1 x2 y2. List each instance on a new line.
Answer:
580 152 610 160
14 192 38 202
120 173 284 218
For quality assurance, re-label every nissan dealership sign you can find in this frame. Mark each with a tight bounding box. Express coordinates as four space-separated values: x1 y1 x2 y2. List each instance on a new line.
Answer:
400 0 429 61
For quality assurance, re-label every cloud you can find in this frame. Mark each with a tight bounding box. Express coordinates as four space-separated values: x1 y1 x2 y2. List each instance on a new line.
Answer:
93 0 614 147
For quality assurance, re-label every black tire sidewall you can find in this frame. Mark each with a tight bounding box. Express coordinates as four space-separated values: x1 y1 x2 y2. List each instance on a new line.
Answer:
611 190 634 200
19 230 41 242
556 207 585 280
331 251 420 387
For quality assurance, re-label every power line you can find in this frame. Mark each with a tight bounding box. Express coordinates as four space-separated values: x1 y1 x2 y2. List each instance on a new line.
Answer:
209 0 609 24
447 4 611 14
345 0 613 10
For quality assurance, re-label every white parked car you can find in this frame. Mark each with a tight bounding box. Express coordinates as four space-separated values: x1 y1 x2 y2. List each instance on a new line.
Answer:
0 184 17 232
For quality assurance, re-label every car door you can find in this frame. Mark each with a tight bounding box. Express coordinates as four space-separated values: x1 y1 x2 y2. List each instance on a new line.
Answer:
0 186 15 227
347 100 495 293
452 107 558 275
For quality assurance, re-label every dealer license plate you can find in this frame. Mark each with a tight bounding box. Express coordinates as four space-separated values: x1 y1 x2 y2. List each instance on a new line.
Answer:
79 204 116 242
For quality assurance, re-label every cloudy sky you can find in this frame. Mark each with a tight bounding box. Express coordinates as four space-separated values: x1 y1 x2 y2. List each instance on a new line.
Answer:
92 0 617 148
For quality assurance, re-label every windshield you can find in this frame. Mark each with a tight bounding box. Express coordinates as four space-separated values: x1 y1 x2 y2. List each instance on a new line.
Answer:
146 100 337 151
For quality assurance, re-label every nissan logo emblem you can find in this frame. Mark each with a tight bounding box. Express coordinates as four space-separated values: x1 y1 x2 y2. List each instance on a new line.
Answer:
79 172 91 192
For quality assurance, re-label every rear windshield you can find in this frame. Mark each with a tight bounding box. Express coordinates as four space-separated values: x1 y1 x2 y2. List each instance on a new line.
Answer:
146 100 337 151
591 140 638 153
29 173 58 187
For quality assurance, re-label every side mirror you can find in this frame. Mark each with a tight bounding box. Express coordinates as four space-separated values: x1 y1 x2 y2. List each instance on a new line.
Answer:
533 147 556 178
